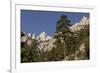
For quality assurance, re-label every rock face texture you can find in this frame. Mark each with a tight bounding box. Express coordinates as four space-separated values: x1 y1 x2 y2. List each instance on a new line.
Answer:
70 16 89 32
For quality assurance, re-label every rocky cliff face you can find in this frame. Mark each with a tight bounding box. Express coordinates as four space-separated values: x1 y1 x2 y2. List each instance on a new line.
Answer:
70 16 89 32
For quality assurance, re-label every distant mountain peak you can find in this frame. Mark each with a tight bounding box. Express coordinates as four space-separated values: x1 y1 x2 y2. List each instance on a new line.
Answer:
70 16 89 32
39 32 46 38
79 16 89 25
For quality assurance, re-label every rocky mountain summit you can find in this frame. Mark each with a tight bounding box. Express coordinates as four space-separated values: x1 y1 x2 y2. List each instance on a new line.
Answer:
21 31 53 51
70 16 89 32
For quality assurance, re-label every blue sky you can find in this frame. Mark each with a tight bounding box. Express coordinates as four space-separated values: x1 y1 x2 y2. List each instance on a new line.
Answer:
21 10 89 36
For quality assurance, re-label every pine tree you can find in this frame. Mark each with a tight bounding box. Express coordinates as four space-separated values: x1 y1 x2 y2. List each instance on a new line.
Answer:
52 15 76 61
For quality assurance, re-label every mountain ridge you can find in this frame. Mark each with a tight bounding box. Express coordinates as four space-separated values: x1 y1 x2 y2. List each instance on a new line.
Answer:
21 16 89 51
